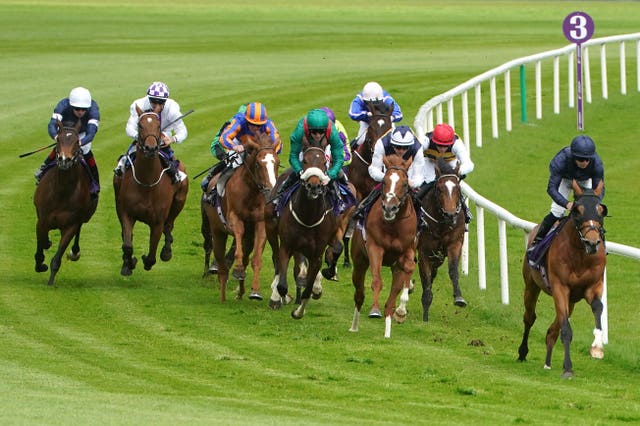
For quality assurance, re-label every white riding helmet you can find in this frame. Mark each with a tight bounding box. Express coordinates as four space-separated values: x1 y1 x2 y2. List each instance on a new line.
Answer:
69 87 92 109
390 125 416 146
362 81 383 101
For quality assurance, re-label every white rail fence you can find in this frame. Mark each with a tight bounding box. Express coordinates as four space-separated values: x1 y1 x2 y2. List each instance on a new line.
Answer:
414 33 640 344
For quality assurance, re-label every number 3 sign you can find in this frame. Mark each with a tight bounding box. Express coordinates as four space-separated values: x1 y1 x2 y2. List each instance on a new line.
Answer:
563 11 595 131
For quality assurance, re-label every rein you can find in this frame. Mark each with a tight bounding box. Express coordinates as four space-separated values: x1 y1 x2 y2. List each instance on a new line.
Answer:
240 146 276 197
422 173 462 228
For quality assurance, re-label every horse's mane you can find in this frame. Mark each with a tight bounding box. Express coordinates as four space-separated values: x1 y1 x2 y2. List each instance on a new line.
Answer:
436 157 457 175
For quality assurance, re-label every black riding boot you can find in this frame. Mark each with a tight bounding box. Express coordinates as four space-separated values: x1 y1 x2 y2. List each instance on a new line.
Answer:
272 172 299 208
529 212 558 248
201 161 227 192
352 187 381 221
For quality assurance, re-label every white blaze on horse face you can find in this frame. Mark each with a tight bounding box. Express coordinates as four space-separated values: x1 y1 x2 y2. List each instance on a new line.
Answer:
376 118 385 127
385 171 400 199
444 179 456 197
262 153 277 187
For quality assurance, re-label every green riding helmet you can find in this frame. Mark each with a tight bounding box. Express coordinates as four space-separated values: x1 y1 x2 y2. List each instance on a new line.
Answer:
306 109 329 132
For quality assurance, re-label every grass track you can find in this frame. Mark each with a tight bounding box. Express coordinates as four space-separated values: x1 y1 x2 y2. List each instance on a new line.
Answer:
1 1 640 424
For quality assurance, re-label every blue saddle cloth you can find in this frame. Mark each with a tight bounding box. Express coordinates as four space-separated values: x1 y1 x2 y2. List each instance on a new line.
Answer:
526 217 569 268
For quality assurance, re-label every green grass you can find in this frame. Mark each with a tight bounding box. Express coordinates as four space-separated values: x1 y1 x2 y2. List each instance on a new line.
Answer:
1 1 640 424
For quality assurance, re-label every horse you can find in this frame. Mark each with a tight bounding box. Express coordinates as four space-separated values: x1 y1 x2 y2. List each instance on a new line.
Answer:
201 130 280 302
113 104 189 276
267 140 339 319
33 120 98 286
416 158 467 322
518 180 607 379
342 100 394 268
349 155 417 338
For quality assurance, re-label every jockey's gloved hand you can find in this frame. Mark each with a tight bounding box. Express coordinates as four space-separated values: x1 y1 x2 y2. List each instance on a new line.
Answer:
460 174 467 180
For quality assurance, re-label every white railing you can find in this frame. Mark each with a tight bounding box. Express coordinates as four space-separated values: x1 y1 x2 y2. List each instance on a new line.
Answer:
414 33 640 344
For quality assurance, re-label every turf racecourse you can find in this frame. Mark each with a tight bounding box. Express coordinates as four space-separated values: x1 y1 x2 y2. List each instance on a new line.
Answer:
2 1 640 424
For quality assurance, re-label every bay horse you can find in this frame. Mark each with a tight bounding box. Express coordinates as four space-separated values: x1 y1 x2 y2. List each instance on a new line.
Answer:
113 104 188 276
201 130 280 302
416 158 467 322
343 100 394 267
268 140 339 319
519 180 607 379
349 155 417 338
33 120 98 286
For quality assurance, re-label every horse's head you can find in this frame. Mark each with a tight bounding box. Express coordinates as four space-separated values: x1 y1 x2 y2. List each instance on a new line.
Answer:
435 158 463 225
55 119 82 171
135 104 162 159
364 100 393 151
243 130 280 195
381 155 412 222
300 144 329 199
571 179 607 254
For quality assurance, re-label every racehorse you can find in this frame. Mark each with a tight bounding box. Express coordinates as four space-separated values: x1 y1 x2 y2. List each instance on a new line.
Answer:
33 120 98 286
268 140 339 319
201 130 280 302
518 180 607 379
343 100 394 267
349 155 417 338
113 104 189 276
416 158 467 322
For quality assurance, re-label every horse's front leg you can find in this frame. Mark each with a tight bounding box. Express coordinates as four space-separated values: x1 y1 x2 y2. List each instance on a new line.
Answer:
518 269 541 363
247 221 267 301
391 252 415 325
447 241 467 307
292 256 323 320
34 219 51 273
48 224 79 286
367 244 385 319
228 214 247 281
119 215 137 276
588 295 605 360
160 220 174 262
66 229 81 261
417 250 435 322
142 223 162 271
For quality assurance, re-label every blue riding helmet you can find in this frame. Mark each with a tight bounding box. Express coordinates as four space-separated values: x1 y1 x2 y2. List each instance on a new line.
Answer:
570 135 596 158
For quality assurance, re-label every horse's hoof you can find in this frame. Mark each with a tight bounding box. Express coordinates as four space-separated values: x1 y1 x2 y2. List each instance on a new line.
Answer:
311 291 322 300
284 294 294 305
561 371 574 380
291 309 304 320
393 310 407 324
368 308 382 319
321 267 337 281
590 346 604 359
249 292 263 301
142 255 154 271
295 277 306 288
130 257 138 270
121 267 132 276
408 279 415 294
160 247 172 262
232 269 246 281
454 296 468 307
35 264 48 273
67 251 80 261
268 298 282 310
207 264 218 275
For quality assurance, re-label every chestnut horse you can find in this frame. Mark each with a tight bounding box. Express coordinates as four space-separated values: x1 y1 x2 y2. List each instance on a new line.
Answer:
113 105 189 276
349 155 417 338
201 130 280 302
33 120 98 285
416 158 467 322
342 100 394 267
268 141 339 319
519 180 607 379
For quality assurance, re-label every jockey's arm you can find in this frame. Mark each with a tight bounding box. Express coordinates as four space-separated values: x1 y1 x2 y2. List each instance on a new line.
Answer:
288 126 304 175
368 142 386 182
452 140 474 176
408 152 426 189
327 132 344 180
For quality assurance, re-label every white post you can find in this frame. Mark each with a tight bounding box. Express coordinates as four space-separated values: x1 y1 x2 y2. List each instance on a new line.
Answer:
447 98 455 129
490 77 498 138
584 46 592 103
462 91 470 149
475 85 483 147
620 41 627 95
476 206 486 290
568 50 575 108
602 266 609 344
601 44 608 99
504 69 512 131
553 55 560 114
498 219 509 304
535 60 542 119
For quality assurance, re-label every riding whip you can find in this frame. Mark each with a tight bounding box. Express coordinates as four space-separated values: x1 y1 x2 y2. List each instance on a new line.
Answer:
18 142 56 158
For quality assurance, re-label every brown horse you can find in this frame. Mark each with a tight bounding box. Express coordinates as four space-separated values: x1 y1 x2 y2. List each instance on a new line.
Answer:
267 142 339 319
519 180 607 379
113 105 188 276
416 158 467 322
33 120 98 286
342 100 394 268
201 130 280 302
349 155 417 338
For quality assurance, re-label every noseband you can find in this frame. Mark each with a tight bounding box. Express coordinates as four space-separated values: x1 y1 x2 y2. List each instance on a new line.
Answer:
56 127 81 169
437 173 462 221
572 193 606 253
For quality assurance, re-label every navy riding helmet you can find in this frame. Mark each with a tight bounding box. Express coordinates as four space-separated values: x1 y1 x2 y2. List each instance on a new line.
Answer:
570 135 596 158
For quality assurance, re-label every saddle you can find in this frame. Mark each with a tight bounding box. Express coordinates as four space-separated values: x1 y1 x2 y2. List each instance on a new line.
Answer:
526 217 569 268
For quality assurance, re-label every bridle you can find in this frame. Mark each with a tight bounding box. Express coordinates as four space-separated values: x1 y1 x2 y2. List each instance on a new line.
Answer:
55 126 81 170
571 193 606 253
381 165 411 221
130 111 170 187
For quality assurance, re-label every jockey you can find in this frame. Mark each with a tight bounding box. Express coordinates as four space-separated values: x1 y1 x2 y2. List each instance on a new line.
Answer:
348 81 403 147
200 103 248 192
415 123 474 225
319 106 352 166
115 81 188 183
36 87 101 195
528 135 605 251
271 108 347 209
351 125 426 221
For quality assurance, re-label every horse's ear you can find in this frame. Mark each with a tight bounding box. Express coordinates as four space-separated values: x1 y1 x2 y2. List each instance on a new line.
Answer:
454 160 461 176
135 104 143 116
57 119 64 132
593 179 604 197
572 179 584 197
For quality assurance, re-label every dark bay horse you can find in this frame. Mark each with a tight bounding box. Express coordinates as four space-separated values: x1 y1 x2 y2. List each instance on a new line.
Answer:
33 120 98 285
113 105 189 276
349 155 417 338
416 158 467 322
201 130 280 302
343 100 394 267
519 180 607 379
268 141 339 319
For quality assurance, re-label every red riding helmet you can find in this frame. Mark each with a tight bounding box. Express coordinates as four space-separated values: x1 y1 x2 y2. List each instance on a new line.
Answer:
432 123 455 146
